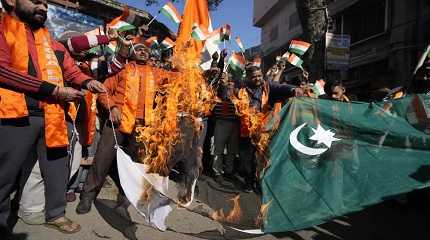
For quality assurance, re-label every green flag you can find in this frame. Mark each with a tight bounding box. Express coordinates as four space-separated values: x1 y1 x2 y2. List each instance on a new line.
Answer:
262 94 430 233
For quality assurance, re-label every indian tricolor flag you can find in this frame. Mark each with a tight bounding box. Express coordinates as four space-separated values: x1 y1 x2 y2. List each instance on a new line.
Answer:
289 40 311 55
191 23 208 41
107 8 136 32
144 36 159 49
287 53 304 69
228 52 246 74
161 37 175 49
235 37 245 52
206 28 221 45
160 1 182 25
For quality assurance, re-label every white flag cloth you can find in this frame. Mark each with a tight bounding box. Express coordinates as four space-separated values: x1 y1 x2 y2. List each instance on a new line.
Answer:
116 148 197 231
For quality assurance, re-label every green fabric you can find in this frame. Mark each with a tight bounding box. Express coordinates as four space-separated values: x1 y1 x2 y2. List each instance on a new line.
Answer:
262 94 430 233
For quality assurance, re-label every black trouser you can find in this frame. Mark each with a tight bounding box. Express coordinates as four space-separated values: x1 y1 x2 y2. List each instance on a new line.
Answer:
82 122 133 199
0 116 72 230
239 137 256 185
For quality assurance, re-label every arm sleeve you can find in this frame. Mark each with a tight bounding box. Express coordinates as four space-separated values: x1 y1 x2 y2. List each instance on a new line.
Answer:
66 35 109 55
97 73 122 110
56 42 92 86
0 29 57 95
269 81 296 102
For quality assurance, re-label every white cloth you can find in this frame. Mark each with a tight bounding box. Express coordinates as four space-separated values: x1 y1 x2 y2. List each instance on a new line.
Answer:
116 148 197 231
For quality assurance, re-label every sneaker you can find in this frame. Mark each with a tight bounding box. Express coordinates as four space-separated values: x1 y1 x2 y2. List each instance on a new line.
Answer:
18 210 45 225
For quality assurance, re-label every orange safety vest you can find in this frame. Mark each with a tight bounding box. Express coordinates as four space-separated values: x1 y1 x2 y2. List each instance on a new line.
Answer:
0 14 69 148
83 92 98 146
119 63 156 134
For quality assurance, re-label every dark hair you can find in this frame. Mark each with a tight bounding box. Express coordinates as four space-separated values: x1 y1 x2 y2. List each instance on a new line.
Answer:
245 65 261 77
1 0 14 12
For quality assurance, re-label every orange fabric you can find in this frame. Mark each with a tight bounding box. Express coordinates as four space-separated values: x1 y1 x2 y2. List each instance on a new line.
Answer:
83 92 97 146
120 63 141 134
239 83 270 137
143 66 156 125
34 28 69 148
176 0 211 58
1 14 69 148
0 14 29 118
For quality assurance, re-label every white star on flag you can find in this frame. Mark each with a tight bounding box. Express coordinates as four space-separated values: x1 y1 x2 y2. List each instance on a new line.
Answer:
309 124 340 148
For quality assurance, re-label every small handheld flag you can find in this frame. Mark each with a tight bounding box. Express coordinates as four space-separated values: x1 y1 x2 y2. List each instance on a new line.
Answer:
221 24 232 41
289 40 311 55
107 8 136 33
191 23 208 41
235 37 245 52
144 36 159 49
160 1 182 25
287 53 304 70
161 37 175 50
228 52 246 75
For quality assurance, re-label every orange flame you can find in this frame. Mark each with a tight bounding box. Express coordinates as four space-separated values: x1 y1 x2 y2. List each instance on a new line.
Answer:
255 200 272 228
211 195 243 224
134 43 215 176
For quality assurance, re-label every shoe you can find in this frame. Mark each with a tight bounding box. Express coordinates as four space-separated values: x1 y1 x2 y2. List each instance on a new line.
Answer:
66 191 77 202
243 183 253 193
76 194 94 215
18 210 45 225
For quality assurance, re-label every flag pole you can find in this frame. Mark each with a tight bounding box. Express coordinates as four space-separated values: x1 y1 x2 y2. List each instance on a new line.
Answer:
147 12 160 27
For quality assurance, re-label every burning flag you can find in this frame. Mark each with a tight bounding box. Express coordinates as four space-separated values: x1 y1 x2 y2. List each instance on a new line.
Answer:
145 36 159 49
107 7 136 32
221 24 232 41
235 36 245 52
287 53 304 70
161 37 175 50
289 40 311 56
160 1 182 25
191 23 208 41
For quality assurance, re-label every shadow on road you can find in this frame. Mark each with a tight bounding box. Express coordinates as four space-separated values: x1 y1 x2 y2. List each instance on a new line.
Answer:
94 199 138 240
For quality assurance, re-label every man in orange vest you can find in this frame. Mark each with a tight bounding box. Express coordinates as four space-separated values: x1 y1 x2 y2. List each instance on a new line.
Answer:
0 0 106 236
76 43 165 216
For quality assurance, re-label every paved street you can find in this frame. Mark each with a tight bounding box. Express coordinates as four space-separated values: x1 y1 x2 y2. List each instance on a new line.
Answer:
12 176 430 240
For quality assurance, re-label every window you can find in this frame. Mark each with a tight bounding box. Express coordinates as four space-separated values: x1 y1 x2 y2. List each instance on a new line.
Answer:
270 25 278 42
341 0 387 43
289 12 301 30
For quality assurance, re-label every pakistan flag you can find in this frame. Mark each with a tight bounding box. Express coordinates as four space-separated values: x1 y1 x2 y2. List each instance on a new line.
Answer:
262 94 430 233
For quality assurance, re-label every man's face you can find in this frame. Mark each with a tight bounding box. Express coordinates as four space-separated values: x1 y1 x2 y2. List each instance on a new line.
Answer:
249 69 263 87
332 86 345 100
15 0 48 29
132 46 149 63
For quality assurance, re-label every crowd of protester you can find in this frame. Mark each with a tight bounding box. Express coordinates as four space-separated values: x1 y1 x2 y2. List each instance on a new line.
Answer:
0 0 429 238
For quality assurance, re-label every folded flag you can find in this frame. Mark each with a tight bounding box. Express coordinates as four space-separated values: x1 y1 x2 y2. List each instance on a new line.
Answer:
287 53 304 69
191 23 208 41
161 37 175 50
160 1 182 25
107 7 136 32
145 36 159 49
289 40 311 55
228 52 246 75
235 37 245 52
221 24 232 41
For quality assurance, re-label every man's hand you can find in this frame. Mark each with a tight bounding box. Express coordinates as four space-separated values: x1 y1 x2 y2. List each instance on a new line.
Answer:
138 24 149 36
110 107 122 124
53 86 85 102
108 28 119 41
85 80 106 93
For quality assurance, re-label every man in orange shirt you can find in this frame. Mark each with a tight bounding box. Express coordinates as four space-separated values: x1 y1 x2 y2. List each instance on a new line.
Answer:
76 43 166 216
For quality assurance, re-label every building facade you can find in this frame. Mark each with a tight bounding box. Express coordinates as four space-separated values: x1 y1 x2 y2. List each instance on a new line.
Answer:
253 0 430 100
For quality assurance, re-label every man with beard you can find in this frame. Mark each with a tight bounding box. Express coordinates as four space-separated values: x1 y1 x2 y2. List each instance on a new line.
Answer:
0 0 106 236
76 43 165 217
239 66 303 192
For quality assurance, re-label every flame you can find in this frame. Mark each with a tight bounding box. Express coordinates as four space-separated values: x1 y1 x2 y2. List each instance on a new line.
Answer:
135 43 215 176
255 200 272 228
211 195 243 224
